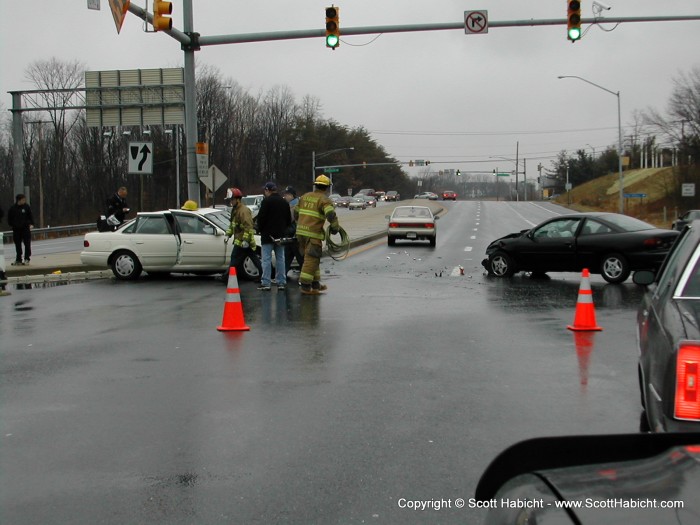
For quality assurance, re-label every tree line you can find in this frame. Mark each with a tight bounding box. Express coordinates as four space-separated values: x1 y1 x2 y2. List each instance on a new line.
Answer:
1 60 698 226
0 60 413 227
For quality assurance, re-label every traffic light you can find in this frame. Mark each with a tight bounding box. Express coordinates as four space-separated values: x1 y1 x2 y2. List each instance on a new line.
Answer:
153 1 173 32
325 6 340 49
567 0 582 42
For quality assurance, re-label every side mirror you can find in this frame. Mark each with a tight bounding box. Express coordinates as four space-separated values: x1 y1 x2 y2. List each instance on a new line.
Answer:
632 270 655 286
434 215 440 220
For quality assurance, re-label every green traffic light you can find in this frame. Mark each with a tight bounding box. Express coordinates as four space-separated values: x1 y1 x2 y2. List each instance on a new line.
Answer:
568 27 581 40
326 34 339 48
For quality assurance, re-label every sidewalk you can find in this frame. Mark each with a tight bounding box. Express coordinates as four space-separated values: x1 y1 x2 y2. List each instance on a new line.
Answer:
2 200 445 282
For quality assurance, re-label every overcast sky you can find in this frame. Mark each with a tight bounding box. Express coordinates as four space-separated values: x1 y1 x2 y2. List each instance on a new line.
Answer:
1 1 699 179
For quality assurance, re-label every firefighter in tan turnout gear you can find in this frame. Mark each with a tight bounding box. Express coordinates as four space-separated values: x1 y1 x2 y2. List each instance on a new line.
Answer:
294 175 340 295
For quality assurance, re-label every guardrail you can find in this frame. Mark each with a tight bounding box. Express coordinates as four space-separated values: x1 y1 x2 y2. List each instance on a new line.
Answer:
1 223 95 243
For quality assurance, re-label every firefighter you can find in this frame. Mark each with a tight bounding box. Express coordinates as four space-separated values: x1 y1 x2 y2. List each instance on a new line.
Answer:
225 188 261 280
294 175 340 295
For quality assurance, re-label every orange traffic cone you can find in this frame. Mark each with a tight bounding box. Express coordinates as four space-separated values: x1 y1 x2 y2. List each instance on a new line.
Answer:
567 268 603 331
217 267 250 332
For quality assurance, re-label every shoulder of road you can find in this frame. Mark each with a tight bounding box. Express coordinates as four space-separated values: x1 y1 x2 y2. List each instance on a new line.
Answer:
2 200 446 283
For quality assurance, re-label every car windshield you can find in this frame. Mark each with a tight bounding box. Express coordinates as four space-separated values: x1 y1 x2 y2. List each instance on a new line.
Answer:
201 209 230 230
600 214 654 232
393 207 431 218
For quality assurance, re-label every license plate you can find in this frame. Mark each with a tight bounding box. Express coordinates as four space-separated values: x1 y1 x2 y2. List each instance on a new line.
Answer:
407 232 417 239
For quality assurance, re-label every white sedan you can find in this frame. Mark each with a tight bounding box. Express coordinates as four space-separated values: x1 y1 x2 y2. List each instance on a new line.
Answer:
80 208 262 281
386 205 439 247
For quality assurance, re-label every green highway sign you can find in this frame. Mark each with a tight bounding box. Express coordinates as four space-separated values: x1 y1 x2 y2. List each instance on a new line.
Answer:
324 168 340 173
496 173 510 177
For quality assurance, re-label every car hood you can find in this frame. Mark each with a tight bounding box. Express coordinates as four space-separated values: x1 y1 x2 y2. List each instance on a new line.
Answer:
487 229 529 247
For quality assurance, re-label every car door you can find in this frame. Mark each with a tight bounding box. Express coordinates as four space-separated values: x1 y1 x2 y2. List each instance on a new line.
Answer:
517 217 582 271
574 218 616 270
130 215 178 268
172 212 228 269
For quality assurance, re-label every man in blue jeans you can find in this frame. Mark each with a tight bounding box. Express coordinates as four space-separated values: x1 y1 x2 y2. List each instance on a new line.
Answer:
256 182 291 291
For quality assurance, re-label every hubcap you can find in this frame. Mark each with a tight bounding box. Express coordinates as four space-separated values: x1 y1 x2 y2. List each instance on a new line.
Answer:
604 258 622 278
491 256 509 276
115 255 135 277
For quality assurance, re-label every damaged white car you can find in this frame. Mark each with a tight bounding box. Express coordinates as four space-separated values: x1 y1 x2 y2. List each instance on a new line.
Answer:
80 208 261 281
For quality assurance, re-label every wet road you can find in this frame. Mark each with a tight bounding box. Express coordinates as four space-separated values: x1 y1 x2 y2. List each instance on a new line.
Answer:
0 201 648 524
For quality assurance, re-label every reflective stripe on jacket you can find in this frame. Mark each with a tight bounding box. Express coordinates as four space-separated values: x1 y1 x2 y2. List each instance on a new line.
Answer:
226 203 256 247
295 190 338 241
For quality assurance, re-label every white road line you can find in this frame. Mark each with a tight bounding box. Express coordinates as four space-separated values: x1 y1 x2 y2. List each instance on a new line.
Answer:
464 246 473 251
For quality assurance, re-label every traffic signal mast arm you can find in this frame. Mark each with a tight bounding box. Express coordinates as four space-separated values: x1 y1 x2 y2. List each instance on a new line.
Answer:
125 2 700 48
194 16 700 46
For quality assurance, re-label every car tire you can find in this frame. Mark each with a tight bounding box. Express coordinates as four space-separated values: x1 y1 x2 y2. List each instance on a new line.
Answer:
488 251 516 277
429 236 436 247
600 252 630 284
111 250 143 280
388 236 396 246
239 253 261 281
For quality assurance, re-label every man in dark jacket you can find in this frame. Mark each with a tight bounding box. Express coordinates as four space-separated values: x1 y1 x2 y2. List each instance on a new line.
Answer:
7 194 35 265
256 181 291 291
106 187 130 229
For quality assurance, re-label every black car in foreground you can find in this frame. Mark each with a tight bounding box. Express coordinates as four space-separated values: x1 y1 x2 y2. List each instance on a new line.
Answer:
482 212 679 283
475 433 700 525
634 221 700 432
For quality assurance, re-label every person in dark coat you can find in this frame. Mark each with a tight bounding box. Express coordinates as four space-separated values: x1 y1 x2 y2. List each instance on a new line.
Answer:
7 194 35 265
256 181 291 291
106 186 130 229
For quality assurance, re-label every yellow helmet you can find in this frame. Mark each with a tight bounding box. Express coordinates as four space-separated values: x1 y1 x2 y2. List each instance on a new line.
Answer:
315 174 331 187
181 200 198 211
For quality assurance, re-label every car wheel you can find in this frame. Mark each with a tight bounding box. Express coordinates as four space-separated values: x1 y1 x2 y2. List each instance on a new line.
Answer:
600 253 630 284
488 251 515 277
429 236 436 247
239 253 261 281
388 236 396 246
111 250 142 280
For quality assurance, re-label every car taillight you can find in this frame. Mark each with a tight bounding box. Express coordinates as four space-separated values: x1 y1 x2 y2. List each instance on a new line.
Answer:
675 343 700 420
389 222 398 228
424 223 435 229
643 237 662 247
83 240 90 247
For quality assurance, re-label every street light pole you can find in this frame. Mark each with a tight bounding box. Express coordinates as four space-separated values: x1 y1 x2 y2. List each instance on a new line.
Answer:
558 75 624 214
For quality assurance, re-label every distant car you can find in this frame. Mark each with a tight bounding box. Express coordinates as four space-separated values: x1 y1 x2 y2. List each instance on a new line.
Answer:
475 432 700 525
375 191 386 201
441 190 457 201
356 188 376 197
348 197 367 210
634 221 700 432
386 205 439 247
481 212 679 284
336 196 352 208
414 192 438 200
329 193 342 205
385 191 400 202
241 194 264 218
359 194 377 207
80 207 262 281
672 210 700 231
